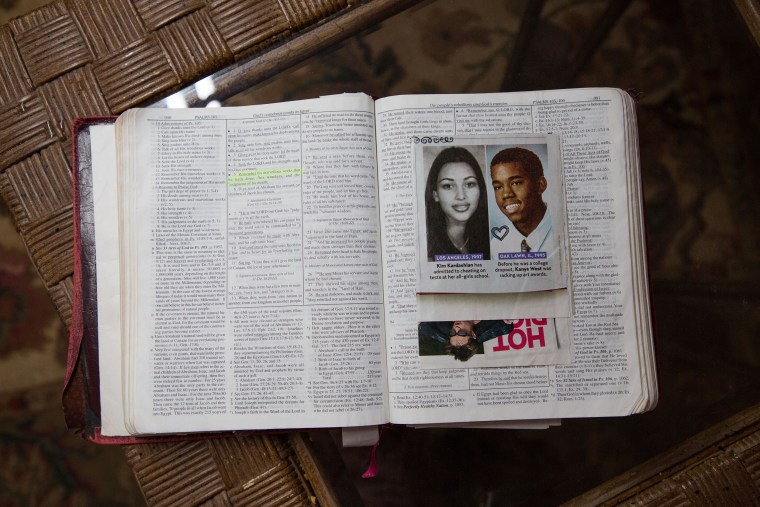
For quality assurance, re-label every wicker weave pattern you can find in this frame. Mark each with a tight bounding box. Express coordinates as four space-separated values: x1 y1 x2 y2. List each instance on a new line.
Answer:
50 276 76 325
95 36 181 112
1 143 71 224
0 0 349 328
566 404 760 506
67 0 146 58
0 26 33 103
207 0 290 55
0 95 56 167
124 435 316 506
156 9 233 82
134 0 205 30
129 441 229 505
13 12 91 86
39 66 112 138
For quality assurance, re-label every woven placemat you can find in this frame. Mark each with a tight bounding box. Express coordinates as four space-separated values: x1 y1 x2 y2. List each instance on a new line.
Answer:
564 403 760 506
0 1 424 504
124 433 340 506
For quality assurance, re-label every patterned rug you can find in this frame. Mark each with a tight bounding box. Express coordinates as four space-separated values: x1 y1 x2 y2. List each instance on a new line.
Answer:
1 0 759 505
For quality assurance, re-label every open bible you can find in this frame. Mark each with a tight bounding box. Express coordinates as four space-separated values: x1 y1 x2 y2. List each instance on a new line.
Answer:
75 88 656 438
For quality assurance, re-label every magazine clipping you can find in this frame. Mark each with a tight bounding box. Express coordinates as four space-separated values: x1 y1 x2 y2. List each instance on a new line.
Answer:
415 134 568 294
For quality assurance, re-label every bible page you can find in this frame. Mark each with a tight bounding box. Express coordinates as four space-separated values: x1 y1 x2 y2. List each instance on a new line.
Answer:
115 94 388 434
376 89 653 425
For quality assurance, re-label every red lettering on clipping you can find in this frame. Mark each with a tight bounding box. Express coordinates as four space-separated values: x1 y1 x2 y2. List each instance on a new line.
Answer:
492 319 547 352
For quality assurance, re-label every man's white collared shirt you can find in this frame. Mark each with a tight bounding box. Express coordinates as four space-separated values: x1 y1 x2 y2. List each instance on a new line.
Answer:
490 208 555 257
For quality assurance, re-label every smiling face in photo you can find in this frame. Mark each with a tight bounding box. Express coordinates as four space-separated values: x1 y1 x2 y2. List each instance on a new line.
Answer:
490 161 547 235
433 162 481 225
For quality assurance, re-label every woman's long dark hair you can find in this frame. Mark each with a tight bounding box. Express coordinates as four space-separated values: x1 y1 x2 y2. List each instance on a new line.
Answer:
424 147 490 260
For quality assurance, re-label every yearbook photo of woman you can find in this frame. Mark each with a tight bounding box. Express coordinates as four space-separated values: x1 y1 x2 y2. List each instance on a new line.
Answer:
423 146 490 261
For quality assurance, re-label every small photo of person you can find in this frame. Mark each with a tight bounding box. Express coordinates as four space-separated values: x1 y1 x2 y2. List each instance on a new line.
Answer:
418 320 515 362
487 145 554 255
423 146 491 261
